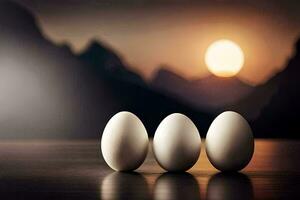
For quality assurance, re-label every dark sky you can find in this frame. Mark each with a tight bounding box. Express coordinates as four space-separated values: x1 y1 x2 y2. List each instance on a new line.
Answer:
15 0 300 84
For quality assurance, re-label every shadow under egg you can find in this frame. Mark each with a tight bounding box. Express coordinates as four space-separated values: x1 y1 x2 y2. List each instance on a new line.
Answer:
206 172 254 200
154 172 200 200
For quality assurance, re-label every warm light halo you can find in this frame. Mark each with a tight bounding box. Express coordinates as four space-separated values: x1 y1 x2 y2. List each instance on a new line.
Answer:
205 39 244 77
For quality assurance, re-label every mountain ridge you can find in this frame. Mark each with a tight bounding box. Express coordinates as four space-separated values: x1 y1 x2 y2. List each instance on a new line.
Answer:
250 38 300 138
0 1 213 138
151 67 254 110
1 1 300 138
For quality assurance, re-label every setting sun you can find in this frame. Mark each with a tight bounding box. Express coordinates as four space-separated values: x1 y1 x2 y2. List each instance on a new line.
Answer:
205 39 244 77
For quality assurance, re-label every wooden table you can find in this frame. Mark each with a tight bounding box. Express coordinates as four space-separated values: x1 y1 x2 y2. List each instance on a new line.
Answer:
0 139 299 199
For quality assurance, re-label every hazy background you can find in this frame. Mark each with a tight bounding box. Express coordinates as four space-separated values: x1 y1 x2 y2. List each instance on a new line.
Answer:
0 0 299 139
16 0 300 85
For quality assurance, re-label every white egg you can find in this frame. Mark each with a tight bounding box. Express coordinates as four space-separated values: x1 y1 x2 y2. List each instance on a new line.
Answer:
101 111 149 171
206 111 254 171
153 113 201 172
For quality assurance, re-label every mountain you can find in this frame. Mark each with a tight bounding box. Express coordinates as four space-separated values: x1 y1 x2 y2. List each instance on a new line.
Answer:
151 67 254 110
77 42 213 136
224 73 279 120
1 1 299 138
250 37 300 138
78 40 145 85
0 1 212 138
0 1 121 138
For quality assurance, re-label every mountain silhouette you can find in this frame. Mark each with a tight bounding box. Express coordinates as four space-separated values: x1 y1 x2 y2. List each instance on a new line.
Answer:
151 67 253 110
251 37 300 138
0 1 122 138
225 73 279 120
77 44 213 137
78 40 145 85
0 1 212 138
1 1 299 138
0 1 41 39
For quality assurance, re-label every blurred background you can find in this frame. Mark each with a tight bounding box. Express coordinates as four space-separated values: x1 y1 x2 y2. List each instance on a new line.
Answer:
0 0 300 139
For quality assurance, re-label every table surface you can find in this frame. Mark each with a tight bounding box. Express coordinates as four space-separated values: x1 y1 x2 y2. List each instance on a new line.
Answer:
0 139 299 200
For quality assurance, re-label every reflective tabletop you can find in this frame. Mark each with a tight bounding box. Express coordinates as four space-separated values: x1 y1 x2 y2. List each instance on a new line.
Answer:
0 139 299 199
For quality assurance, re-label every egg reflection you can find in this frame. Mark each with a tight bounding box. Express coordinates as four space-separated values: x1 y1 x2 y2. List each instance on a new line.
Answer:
101 172 150 200
154 172 200 200
206 172 254 200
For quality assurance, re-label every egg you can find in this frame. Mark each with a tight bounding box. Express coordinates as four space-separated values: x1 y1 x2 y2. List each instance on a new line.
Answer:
153 113 201 172
206 111 254 171
101 111 149 171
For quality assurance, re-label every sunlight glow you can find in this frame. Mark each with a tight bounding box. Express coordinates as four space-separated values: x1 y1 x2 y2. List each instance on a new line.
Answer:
205 39 244 77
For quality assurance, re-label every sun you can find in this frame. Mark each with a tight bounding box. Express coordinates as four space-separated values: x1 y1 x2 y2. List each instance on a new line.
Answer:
205 39 244 77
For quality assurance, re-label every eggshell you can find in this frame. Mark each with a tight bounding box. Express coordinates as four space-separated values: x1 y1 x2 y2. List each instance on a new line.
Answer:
206 111 254 171
101 111 149 171
153 113 201 172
